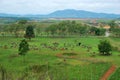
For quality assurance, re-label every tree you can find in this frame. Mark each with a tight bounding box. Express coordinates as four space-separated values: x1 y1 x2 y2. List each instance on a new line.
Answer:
18 20 27 24
98 40 112 55
111 28 120 37
99 28 106 36
19 39 29 56
109 20 120 37
24 25 35 40
109 20 118 29
8 22 26 37
78 25 88 35
90 27 105 36
46 24 57 36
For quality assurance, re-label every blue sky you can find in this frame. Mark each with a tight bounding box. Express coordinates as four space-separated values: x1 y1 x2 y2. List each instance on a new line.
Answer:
0 0 120 14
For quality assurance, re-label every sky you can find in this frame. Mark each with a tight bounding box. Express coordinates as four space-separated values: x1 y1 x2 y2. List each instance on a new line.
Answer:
0 0 120 15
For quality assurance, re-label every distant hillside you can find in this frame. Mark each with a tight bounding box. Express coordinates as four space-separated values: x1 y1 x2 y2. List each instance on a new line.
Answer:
0 13 19 17
0 9 120 19
46 9 120 19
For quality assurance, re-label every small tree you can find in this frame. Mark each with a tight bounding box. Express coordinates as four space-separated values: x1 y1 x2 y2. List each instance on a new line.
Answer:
24 25 35 40
98 40 112 55
19 39 29 56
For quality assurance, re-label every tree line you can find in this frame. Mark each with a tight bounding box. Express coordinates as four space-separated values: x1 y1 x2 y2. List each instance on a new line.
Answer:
45 20 106 36
109 20 120 37
1 19 120 37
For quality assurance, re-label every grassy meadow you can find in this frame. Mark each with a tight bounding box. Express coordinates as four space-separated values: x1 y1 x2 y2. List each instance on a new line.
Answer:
0 36 120 80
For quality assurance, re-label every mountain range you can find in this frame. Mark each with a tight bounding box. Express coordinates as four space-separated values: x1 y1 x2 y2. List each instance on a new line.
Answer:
0 9 120 19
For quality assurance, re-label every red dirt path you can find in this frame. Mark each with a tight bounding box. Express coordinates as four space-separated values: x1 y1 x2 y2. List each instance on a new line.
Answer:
100 65 116 80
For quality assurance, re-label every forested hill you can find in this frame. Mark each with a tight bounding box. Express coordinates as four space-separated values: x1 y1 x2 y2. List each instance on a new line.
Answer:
0 9 120 19
46 9 120 19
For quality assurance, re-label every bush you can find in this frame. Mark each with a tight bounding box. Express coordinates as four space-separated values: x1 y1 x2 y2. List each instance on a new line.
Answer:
98 40 112 55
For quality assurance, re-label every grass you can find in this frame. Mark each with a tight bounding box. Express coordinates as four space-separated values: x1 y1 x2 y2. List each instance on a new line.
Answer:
109 67 120 80
0 36 120 80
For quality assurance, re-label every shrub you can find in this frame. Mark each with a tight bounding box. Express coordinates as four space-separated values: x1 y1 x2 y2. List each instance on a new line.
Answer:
98 40 112 55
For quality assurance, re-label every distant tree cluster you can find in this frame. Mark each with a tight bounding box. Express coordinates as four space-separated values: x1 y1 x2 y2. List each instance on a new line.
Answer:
89 27 106 36
0 20 28 37
0 20 107 37
45 21 89 36
109 20 120 37
45 21 105 36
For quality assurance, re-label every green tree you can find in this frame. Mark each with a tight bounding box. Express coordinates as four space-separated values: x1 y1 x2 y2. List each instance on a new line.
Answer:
109 21 120 37
111 28 120 37
90 27 105 36
18 20 27 24
8 23 26 37
46 24 57 36
98 40 112 55
109 20 118 29
78 25 88 35
19 39 29 63
19 39 29 55
89 27 97 35
24 25 35 40
99 28 106 36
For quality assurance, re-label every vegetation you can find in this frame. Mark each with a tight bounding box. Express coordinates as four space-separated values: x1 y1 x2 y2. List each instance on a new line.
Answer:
89 27 106 36
24 25 35 40
98 40 112 55
109 20 120 37
109 67 120 80
45 21 106 36
19 39 29 55
0 18 120 80
0 20 107 37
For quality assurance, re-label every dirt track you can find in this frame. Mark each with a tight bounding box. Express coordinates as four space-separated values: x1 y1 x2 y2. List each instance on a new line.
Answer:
100 65 116 80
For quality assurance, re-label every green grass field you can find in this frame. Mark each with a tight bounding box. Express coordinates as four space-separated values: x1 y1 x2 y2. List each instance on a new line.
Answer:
109 67 120 80
0 36 120 80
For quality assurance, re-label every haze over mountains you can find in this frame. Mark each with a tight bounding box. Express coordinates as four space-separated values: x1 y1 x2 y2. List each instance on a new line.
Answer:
0 9 120 19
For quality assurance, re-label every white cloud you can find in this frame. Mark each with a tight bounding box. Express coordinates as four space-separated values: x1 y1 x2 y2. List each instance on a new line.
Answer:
0 0 120 14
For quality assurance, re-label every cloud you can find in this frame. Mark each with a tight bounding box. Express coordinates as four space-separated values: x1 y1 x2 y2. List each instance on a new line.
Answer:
0 0 120 14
